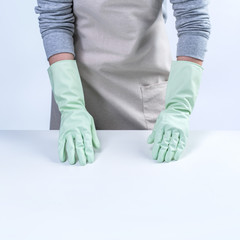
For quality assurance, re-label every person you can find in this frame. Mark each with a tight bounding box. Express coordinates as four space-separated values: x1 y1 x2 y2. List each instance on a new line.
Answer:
34 0 211 165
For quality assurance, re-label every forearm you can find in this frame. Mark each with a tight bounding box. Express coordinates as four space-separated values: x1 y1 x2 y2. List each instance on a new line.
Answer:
170 0 211 61
49 53 74 66
34 0 75 61
177 56 203 66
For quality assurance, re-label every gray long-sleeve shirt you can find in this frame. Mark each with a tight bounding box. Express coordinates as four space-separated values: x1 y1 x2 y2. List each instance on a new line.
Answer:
34 0 211 61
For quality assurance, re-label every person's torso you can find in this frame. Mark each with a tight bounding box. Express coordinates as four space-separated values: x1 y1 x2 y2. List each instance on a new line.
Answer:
72 0 172 85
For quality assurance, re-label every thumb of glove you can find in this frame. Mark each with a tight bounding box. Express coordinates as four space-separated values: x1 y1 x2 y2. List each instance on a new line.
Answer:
147 131 155 144
91 118 101 149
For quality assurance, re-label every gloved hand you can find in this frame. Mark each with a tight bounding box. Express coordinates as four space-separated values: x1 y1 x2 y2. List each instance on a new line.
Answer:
147 60 203 163
47 60 101 165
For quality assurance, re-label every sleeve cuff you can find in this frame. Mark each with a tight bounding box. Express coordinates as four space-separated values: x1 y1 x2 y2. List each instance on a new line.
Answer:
42 31 75 60
177 34 209 61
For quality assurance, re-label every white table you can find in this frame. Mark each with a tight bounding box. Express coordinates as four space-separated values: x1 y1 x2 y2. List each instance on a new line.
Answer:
0 130 240 240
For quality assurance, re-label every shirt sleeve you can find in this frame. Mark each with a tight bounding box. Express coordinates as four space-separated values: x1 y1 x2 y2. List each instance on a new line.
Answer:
169 0 211 60
34 0 75 60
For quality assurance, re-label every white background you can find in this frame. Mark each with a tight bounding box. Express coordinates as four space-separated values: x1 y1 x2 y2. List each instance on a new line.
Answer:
0 0 239 130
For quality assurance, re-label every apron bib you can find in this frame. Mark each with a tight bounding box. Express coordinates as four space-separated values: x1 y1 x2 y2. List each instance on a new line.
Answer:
50 0 172 130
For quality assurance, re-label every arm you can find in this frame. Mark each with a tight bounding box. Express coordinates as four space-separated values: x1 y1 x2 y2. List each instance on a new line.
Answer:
147 0 211 162
170 0 211 65
34 0 75 64
49 53 74 65
177 56 203 66
35 1 100 165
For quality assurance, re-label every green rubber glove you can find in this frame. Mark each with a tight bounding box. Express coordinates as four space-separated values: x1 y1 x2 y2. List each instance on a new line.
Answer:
147 60 203 163
47 60 101 165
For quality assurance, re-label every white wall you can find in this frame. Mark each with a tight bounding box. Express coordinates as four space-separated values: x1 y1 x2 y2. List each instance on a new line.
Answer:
0 0 239 130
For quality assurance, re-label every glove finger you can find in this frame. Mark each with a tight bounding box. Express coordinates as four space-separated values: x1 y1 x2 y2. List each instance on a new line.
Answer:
147 117 160 144
66 135 76 165
83 132 95 164
157 130 171 163
152 129 164 160
91 117 101 149
165 130 180 162
75 134 87 166
173 135 186 161
58 137 67 163
147 131 155 144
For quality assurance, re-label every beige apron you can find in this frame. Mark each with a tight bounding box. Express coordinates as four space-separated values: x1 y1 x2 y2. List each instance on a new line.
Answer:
50 0 172 130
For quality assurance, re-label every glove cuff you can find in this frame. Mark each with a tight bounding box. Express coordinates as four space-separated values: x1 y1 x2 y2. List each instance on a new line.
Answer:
47 60 85 113
165 60 203 115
